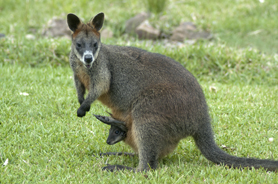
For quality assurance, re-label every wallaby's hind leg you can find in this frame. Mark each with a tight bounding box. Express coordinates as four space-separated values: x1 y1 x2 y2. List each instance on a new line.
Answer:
137 148 159 171
134 123 161 171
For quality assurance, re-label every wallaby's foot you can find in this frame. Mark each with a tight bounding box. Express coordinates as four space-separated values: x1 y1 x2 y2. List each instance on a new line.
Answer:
100 152 135 157
102 164 134 172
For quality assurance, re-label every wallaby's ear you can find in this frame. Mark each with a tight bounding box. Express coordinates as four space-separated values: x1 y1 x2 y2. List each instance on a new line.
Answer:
67 13 82 32
93 114 128 132
90 12 104 31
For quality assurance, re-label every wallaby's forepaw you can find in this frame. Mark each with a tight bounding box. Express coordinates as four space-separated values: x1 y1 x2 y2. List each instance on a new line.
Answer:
77 108 86 117
77 105 91 117
84 105 91 112
102 164 133 172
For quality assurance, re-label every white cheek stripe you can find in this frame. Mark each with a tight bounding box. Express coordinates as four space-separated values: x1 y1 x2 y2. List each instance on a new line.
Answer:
93 44 101 63
74 47 83 62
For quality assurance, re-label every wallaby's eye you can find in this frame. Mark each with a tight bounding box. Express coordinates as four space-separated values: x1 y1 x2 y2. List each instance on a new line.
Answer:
76 43 82 48
93 42 98 48
115 130 120 134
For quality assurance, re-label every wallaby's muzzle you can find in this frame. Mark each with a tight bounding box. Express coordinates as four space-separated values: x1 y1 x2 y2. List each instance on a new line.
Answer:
81 51 94 68
84 54 93 63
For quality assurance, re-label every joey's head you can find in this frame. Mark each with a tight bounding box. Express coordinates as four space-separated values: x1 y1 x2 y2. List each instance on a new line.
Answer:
107 125 127 145
67 13 104 68
93 114 128 145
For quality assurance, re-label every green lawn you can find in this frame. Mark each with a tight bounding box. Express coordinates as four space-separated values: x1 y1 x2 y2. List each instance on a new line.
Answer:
1 0 278 183
1 65 277 183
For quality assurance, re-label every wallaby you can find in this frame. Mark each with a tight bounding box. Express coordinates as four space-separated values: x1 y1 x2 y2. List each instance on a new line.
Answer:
93 114 127 145
93 114 135 158
67 12 278 172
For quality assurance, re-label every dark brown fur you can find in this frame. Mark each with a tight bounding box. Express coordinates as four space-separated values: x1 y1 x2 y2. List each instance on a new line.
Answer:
67 12 278 172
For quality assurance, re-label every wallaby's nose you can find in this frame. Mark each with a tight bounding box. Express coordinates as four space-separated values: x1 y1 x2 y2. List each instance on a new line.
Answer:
106 140 111 145
84 54 93 63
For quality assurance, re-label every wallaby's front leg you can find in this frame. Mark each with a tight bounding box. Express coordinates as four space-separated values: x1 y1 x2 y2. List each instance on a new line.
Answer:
73 74 90 117
77 93 94 117
77 87 98 117
77 73 110 117
74 74 85 105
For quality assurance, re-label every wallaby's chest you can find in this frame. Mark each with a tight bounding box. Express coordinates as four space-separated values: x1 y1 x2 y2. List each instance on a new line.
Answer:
74 63 90 90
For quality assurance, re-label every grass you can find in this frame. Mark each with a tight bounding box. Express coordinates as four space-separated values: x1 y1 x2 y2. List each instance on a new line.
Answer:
1 66 277 183
144 0 168 14
1 0 278 53
1 0 278 183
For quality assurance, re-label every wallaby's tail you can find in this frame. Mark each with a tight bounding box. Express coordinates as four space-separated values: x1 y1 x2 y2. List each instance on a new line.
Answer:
193 123 278 171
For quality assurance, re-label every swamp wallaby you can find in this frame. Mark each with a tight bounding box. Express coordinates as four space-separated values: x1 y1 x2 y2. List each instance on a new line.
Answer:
93 114 127 145
93 114 134 158
67 12 278 172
